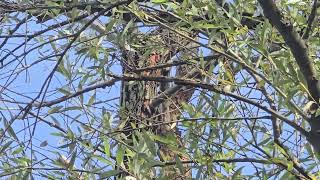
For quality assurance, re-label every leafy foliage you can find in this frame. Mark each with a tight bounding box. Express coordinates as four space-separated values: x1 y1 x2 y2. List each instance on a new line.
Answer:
0 0 319 179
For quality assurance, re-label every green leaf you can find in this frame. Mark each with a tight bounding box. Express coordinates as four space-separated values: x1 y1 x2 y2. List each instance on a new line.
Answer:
121 19 134 39
150 134 175 145
51 116 61 127
12 146 24 155
280 170 296 180
232 167 244 180
274 143 289 157
105 19 116 32
57 87 71 96
199 54 205 69
287 161 293 171
99 170 121 179
92 155 113 166
16 156 31 166
48 106 63 115
116 146 124 166
88 93 96 106
0 141 13 154
70 7 79 20
193 22 225 29
50 132 65 137
151 0 168 4
40 140 48 147
62 106 82 111
182 102 194 115
142 132 157 156
3 119 18 141
103 138 111 157
270 157 287 165
102 111 111 130
57 62 71 80
175 155 184 174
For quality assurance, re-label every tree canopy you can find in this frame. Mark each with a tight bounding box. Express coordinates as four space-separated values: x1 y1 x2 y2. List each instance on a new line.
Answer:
0 0 319 179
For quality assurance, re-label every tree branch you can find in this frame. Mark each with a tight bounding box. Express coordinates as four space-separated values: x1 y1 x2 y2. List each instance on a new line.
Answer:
162 158 272 166
302 0 318 39
34 79 119 107
108 73 308 137
258 0 320 105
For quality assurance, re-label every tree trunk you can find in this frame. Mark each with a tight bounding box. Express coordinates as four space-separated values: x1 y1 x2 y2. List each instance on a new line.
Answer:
119 28 199 179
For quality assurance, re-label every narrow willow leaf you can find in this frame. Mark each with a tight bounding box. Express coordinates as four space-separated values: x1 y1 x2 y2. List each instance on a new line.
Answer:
12 146 24 155
3 119 18 141
175 155 184 174
142 132 157 155
88 93 96 106
48 106 63 115
151 0 168 4
40 140 48 147
100 170 121 179
231 167 244 180
103 138 111 157
0 141 13 154
116 147 124 166
57 88 71 96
